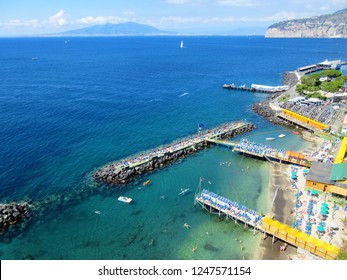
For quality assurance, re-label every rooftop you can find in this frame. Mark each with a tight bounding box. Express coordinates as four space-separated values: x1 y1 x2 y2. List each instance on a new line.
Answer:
306 161 334 185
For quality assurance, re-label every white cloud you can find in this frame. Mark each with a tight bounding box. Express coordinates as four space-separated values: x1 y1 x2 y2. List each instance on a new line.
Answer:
48 10 67 26
161 16 202 23
258 11 299 22
216 0 259 7
0 19 41 27
159 10 306 26
76 16 128 25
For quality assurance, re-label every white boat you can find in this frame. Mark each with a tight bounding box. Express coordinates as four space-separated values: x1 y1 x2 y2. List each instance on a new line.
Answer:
118 196 132 203
278 134 286 138
32 57 38 60
266 137 275 141
178 188 191 196
180 41 184 48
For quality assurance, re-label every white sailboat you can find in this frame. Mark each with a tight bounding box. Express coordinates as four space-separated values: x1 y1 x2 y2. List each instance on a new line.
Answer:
180 41 184 48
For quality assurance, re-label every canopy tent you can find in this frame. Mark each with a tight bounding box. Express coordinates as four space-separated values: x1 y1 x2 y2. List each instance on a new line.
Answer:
320 205 329 210
286 151 305 160
311 189 319 195
317 225 325 232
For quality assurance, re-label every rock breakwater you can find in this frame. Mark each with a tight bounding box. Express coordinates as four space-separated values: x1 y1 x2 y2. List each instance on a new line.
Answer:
252 72 298 127
94 122 255 185
0 202 28 233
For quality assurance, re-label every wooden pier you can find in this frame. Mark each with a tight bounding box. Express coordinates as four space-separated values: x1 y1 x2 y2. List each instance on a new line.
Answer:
222 83 289 94
232 139 311 167
298 59 347 75
205 139 237 149
195 189 263 230
94 121 255 185
194 189 339 260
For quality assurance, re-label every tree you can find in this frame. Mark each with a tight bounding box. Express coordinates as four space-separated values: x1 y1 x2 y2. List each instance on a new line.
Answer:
321 69 342 78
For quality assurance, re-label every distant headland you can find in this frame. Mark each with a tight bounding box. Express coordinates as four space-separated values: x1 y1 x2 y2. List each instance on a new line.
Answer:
47 22 176 37
266 9 347 38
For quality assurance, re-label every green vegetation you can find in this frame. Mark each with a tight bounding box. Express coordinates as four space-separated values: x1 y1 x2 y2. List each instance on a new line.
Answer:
337 238 347 260
321 69 342 78
278 94 290 102
338 247 347 260
304 92 327 100
296 70 347 93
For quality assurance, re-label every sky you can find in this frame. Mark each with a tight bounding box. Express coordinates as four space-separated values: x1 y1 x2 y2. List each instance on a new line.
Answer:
0 0 346 36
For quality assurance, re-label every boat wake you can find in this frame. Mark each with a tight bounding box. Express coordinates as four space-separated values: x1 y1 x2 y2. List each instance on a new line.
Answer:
178 92 189 98
148 98 162 102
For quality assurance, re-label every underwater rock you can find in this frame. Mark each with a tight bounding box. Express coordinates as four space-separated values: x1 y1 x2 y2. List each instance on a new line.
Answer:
203 243 219 252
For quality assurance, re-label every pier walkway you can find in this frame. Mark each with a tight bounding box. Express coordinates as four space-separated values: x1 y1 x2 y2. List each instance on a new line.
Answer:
223 83 289 93
194 189 339 260
232 139 311 167
205 139 237 148
94 121 255 184
298 59 347 75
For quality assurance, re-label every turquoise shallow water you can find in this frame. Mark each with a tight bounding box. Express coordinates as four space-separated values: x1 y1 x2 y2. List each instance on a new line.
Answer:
0 36 346 259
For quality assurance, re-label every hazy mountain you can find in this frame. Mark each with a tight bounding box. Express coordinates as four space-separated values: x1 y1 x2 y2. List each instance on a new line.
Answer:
265 9 347 38
53 22 174 36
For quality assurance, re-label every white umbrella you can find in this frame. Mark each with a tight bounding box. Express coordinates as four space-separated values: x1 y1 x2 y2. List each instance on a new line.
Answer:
330 222 339 230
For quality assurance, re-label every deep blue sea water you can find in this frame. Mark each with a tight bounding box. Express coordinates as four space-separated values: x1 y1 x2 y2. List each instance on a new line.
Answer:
0 36 346 259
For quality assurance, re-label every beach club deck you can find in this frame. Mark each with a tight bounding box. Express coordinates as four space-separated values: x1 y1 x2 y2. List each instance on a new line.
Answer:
194 189 339 260
231 139 311 167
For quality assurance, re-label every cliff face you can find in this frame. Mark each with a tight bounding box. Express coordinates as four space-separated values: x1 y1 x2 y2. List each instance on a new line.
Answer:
265 9 347 38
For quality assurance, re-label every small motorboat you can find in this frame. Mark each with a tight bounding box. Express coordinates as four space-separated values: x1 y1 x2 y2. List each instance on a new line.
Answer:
143 180 151 186
278 134 286 138
266 137 275 141
178 188 191 196
292 131 300 135
118 196 132 203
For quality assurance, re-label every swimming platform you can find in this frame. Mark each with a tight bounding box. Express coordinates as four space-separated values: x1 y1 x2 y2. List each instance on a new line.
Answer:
194 189 339 260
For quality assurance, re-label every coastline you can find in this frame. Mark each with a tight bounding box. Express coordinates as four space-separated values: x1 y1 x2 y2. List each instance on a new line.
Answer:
251 70 319 260
254 134 321 260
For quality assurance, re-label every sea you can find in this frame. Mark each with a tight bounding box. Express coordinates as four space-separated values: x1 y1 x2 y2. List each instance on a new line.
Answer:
0 36 346 260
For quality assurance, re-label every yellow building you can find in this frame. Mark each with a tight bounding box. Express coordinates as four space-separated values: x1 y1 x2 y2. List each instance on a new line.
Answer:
305 161 347 197
261 217 339 259
281 109 328 131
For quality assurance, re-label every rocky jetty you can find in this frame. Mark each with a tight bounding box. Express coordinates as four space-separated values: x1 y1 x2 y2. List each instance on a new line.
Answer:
251 72 297 127
94 122 255 185
252 97 289 126
0 202 28 232
94 142 207 185
266 9 347 38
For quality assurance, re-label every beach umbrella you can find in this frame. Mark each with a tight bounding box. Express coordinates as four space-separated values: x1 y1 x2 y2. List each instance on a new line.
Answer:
317 225 325 232
311 190 319 195
322 202 328 207
330 222 339 230
303 169 309 173
320 209 328 215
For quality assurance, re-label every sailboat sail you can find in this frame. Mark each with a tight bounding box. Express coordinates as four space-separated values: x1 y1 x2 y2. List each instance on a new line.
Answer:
180 41 184 48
